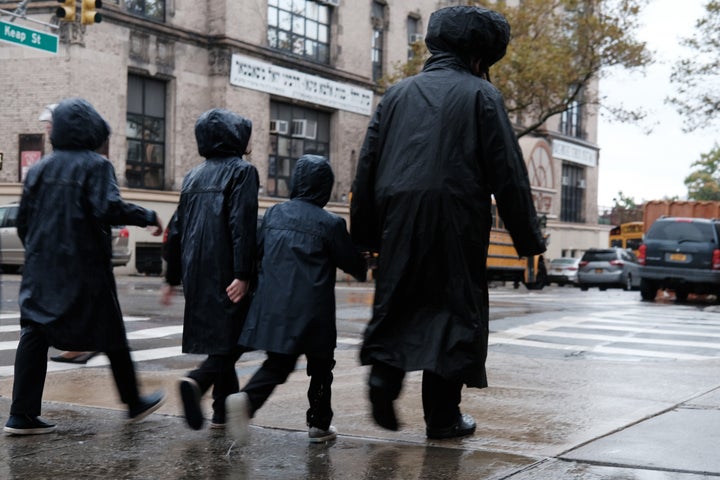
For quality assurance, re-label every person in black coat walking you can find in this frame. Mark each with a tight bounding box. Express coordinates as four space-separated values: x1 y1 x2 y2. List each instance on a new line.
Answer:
351 6 547 439
4 98 166 435
226 155 367 444
162 108 259 430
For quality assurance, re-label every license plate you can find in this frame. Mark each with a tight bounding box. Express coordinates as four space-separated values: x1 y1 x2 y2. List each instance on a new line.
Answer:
595 268 603 273
669 253 687 262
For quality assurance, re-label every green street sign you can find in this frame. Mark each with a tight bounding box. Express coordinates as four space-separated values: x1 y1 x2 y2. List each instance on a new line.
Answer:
0 20 58 54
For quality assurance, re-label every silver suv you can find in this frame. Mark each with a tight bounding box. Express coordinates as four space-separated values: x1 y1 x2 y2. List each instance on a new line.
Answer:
639 217 720 302
0 203 131 273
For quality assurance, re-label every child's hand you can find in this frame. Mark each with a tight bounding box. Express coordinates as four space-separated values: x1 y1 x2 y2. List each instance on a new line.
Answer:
226 279 249 303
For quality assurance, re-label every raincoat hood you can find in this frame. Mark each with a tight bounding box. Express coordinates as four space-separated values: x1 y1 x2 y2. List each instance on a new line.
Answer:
290 154 334 207
50 98 111 151
195 108 252 158
425 6 510 67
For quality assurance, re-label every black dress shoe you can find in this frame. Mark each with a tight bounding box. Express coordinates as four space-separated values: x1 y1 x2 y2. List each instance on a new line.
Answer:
369 386 399 431
426 413 476 439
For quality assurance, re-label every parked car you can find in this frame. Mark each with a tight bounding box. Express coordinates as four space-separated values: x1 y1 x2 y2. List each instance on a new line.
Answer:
638 217 720 302
547 257 580 286
0 203 131 273
577 247 641 291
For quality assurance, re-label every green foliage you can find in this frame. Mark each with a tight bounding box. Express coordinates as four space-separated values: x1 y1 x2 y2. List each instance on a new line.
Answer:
379 0 653 138
610 190 643 223
668 0 720 132
685 144 720 200
612 190 638 210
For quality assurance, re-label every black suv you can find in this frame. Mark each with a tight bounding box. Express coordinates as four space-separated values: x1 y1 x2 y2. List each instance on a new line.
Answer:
638 217 720 302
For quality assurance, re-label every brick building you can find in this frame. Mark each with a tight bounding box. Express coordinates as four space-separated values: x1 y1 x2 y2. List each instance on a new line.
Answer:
0 0 608 273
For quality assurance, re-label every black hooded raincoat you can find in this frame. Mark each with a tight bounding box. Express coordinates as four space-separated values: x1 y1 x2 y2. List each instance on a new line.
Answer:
239 155 367 357
164 109 259 355
17 98 159 351
351 7 546 387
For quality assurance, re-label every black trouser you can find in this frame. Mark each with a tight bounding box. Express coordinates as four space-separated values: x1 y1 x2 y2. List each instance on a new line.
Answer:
185 346 245 420
10 323 142 417
242 352 335 430
369 362 463 429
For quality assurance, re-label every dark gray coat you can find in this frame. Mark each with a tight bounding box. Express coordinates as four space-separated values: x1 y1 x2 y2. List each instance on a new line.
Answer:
164 109 258 355
350 7 546 387
239 155 366 357
17 97 158 351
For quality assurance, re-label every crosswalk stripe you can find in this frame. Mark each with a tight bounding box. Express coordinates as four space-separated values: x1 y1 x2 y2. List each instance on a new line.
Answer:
514 317 720 339
489 335 709 360
0 315 152 335
495 326 720 350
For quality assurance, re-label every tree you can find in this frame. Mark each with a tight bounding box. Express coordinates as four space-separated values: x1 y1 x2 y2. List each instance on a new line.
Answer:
685 144 720 200
610 190 643 223
380 0 653 138
668 0 720 132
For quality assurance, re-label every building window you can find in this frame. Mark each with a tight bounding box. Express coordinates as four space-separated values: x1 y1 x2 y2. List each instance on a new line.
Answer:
407 15 421 59
268 0 331 64
126 75 166 190
560 99 583 138
268 101 330 198
125 0 165 21
560 163 585 223
371 1 385 82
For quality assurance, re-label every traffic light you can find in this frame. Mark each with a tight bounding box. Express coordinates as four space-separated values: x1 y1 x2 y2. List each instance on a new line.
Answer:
81 0 103 25
56 0 76 22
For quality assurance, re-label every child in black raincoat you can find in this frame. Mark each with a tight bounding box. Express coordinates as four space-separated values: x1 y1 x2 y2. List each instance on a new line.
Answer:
162 108 258 430
226 155 367 444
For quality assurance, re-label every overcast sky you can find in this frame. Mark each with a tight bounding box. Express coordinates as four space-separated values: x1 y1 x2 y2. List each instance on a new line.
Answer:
596 0 717 208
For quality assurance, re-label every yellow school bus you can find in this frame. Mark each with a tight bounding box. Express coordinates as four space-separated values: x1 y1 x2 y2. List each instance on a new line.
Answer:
608 221 643 255
487 203 547 290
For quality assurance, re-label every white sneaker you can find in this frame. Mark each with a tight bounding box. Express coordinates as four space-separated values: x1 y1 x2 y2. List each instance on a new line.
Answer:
308 425 337 443
225 392 250 444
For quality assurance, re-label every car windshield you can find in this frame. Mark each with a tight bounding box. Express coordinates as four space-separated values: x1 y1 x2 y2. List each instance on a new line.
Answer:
583 251 616 262
551 258 577 265
647 221 715 243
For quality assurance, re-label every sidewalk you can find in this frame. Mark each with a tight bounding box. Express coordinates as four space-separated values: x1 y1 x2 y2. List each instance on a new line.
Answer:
2 343 720 479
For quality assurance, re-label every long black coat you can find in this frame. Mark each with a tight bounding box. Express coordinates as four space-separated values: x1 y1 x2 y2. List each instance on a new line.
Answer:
17 98 158 351
239 155 367 358
164 109 258 355
350 7 546 387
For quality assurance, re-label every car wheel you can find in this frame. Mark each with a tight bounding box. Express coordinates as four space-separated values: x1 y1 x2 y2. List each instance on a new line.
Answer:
580 286 589 291
623 275 632 291
640 278 657 301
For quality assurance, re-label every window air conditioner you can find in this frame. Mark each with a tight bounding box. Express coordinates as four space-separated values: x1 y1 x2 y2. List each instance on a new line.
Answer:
577 179 586 189
269 119 289 135
291 119 317 140
318 0 340 6
561 176 569 186
408 33 424 43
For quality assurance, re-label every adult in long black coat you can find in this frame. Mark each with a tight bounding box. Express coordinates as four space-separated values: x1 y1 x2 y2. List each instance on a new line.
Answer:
162 108 258 430
350 6 547 439
228 155 367 444
4 98 165 435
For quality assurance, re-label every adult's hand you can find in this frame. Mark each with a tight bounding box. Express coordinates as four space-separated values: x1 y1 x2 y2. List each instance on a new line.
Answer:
226 279 249 304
